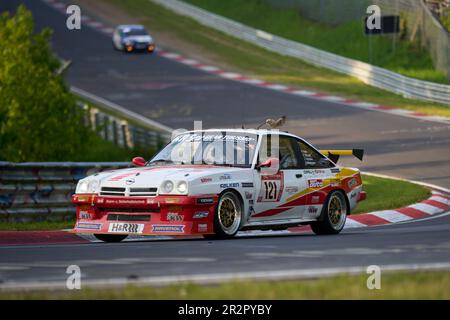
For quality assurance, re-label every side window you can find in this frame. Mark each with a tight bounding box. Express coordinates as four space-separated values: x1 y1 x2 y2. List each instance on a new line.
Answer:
258 135 302 170
297 140 333 169
278 136 299 169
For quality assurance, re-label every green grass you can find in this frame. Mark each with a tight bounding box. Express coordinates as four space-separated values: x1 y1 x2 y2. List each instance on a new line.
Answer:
185 0 448 84
0 221 74 231
354 174 430 214
0 174 429 230
71 133 133 162
102 0 450 118
2 270 449 299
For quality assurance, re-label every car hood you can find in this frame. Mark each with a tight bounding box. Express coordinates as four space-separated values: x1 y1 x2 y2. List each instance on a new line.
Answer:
123 35 153 43
85 165 249 191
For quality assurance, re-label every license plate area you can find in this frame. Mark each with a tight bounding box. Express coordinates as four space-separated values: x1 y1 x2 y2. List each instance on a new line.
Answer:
108 222 144 234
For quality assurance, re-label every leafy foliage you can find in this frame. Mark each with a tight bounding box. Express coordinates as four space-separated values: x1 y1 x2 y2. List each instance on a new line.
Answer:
0 5 90 161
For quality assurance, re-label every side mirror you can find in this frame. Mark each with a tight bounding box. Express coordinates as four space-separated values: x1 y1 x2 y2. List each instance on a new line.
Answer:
132 156 146 167
256 157 279 171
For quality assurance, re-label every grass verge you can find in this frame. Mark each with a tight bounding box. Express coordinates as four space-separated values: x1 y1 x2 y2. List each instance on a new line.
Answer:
103 0 450 118
0 221 74 231
353 174 430 214
185 0 448 84
1 270 449 299
0 174 430 230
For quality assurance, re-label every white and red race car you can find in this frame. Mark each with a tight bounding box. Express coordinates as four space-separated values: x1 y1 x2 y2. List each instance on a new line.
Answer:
72 129 366 242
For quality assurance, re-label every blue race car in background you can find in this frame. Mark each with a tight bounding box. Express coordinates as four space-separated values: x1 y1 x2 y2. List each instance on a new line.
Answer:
112 24 156 53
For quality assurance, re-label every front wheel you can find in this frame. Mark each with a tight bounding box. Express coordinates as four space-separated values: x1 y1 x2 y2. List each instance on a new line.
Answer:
203 191 242 239
94 234 128 242
310 190 347 235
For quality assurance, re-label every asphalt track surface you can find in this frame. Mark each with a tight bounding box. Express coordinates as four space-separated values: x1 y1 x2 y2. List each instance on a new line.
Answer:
1 0 450 288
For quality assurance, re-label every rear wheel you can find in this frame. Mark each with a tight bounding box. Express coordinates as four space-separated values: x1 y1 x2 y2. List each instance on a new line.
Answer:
310 190 347 235
203 191 242 239
94 234 128 242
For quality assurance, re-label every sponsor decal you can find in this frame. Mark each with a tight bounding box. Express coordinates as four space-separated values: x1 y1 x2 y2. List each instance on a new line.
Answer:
165 198 180 204
97 198 104 204
125 177 135 185
308 179 324 188
152 225 185 233
197 197 214 204
201 178 212 183
168 205 183 212
220 183 240 188
303 169 326 175
219 174 232 180
241 182 254 188
167 212 184 222
257 172 284 202
146 198 156 204
245 191 253 199
348 177 358 189
311 195 321 204
308 206 319 214
285 186 299 194
331 168 340 173
249 200 254 205
109 222 144 234
105 199 147 205
198 223 208 233
173 133 256 143
79 211 91 220
76 222 102 230
77 195 90 202
350 192 357 199
193 211 209 219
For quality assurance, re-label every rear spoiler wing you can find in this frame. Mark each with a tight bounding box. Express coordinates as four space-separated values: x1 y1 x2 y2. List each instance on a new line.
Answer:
319 149 364 164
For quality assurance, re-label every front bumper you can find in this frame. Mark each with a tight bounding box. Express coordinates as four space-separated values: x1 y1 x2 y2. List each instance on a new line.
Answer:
125 42 156 52
71 194 217 235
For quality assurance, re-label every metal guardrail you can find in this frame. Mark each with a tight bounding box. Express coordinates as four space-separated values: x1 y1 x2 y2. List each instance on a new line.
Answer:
152 0 450 105
76 100 171 151
0 162 129 223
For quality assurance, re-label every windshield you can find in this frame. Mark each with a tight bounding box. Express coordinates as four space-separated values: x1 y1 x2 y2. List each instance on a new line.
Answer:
150 132 258 168
122 28 148 36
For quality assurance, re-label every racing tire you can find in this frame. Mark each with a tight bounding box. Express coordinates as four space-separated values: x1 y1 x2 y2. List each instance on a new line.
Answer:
310 190 348 235
203 191 243 240
94 234 128 242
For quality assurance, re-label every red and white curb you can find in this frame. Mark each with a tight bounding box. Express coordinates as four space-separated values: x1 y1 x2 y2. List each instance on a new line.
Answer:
43 0 450 125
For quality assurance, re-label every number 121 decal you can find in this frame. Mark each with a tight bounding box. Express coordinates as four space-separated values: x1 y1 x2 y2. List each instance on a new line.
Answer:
257 172 284 202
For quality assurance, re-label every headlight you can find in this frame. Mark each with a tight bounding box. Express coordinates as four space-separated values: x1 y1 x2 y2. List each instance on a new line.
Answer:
76 180 88 194
87 180 99 194
161 180 174 194
75 179 99 194
177 181 188 194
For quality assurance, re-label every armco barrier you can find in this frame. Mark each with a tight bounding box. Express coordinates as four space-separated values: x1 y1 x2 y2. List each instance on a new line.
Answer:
75 100 171 151
152 0 450 105
0 162 129 223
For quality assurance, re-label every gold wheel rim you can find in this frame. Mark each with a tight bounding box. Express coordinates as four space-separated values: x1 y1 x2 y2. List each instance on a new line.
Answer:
219 198 237 228
328 196 343 226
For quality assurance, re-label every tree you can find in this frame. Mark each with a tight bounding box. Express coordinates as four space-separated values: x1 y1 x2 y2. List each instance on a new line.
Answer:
0 5 88 161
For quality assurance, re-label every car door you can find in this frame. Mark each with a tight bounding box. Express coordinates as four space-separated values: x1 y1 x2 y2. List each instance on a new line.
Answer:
294 138 336 220
250 134 308 222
